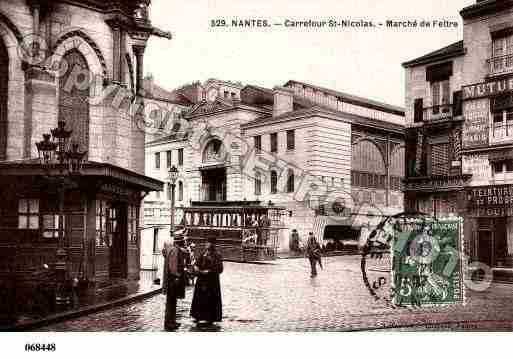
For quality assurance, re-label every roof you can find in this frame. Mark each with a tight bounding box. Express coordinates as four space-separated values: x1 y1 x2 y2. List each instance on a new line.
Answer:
460 0 513 20
241 84 314 110
402 40 465 68
142 78 193 106
240 84 404 133
243 105 405 134
0 158 163 191
284 80 405 115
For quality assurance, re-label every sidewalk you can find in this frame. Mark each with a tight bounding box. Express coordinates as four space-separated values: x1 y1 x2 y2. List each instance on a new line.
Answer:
0 278 162 331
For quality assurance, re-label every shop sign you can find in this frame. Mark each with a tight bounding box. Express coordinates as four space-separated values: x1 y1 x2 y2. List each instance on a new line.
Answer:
462 154 491 182
462 99 489 148
469 207 513 217
463 77 513 100
467 184 513 208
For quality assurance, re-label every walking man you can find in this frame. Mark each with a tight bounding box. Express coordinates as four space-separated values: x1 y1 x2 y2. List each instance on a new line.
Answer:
306 232 323 277
162 230 190 330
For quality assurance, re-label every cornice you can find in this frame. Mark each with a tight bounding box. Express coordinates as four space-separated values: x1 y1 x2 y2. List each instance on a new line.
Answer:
460 0 513 20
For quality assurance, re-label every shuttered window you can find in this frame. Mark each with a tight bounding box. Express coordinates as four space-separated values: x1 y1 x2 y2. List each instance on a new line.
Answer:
431 143 449 176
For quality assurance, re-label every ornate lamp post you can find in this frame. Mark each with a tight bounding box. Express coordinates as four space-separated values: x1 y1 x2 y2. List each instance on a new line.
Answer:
169 165 179 236
36 120 87 306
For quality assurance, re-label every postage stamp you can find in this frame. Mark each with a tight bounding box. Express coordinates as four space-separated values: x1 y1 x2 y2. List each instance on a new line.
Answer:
391 217 465 307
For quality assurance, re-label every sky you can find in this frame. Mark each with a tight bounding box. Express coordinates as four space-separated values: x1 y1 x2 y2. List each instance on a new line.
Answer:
144 0 474 108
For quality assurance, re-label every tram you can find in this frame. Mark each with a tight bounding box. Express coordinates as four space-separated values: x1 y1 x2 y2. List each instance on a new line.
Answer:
178 201 286 262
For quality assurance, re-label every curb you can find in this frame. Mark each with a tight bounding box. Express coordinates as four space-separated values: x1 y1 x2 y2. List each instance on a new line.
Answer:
1 286 163 332
223 259 276 265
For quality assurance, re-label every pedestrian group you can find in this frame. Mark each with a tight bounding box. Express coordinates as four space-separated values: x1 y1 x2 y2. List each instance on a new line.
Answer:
163 228 324 330
162 230 223 331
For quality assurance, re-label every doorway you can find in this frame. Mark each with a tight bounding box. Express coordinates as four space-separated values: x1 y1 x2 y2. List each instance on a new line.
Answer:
109 203 128 278
201 168 226 201
477 230 493 267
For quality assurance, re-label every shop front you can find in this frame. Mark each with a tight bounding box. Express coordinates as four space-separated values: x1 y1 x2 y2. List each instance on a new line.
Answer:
467 184 513 271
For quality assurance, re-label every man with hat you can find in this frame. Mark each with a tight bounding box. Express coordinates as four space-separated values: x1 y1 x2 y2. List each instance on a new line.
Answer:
162 229 190 330
306 232 323 277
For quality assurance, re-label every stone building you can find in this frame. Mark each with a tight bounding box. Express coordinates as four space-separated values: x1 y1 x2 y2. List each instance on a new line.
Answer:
143 79 405 261
403 0 513 279
0 0 169 304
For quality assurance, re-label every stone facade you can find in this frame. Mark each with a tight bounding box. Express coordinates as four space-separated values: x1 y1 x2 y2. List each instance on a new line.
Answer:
142 79 405 260
0 0 170 175
0 0 168 303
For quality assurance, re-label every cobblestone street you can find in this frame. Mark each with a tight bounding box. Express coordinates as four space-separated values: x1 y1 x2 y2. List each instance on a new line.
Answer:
39 256 513 332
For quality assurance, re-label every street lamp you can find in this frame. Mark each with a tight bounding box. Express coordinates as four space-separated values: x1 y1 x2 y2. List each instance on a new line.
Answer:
169 165 179 236
35 120 87 306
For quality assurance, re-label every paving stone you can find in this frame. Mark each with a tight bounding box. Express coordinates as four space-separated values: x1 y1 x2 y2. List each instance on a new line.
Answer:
38 256 513 332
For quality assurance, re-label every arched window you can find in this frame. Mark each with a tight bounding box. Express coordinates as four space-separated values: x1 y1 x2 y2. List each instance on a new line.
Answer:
178 181 183 201
59 49 89 155
203 139 226 163
270 170 278 194
254 172 262 195
287 169 294 193
351 140 386 189
0 38 8 160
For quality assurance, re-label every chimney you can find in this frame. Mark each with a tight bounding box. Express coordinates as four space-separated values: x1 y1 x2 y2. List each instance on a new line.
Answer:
273 86 294 117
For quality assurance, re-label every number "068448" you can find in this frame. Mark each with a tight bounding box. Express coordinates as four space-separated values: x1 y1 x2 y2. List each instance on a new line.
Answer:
25 343 56 352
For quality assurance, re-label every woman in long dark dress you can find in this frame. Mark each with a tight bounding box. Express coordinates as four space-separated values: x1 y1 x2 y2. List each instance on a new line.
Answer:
190 239 223 324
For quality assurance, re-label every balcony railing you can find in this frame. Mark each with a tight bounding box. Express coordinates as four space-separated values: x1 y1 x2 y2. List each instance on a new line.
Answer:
488 54 513 77
491 122 513 141
422 104 453 122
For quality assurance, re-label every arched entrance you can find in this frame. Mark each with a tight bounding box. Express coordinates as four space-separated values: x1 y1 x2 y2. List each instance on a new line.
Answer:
201 139 227 201
0 38 8 160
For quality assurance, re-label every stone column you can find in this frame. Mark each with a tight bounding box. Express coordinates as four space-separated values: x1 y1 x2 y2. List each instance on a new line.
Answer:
133 44 146 96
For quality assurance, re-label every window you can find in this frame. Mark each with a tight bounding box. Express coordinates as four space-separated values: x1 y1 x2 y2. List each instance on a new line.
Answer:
286 130 295 150
155 190 161 199
431 79 450 114
493 160 513 174
153 228 159 253
492 107 513 138
166 150 172 168
414 98 423 123
178 181 184 201
287 169 295 193
254 136 261 153
270 170 278 194
128 205 138 245
430 143 449 176
491 35 513 73
178 148 184 166
254 172 262 195
42 214 60 239
155 152 160 169
224 91 228 98
96 200 108 246
18 199 39 229
270 133 278 153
